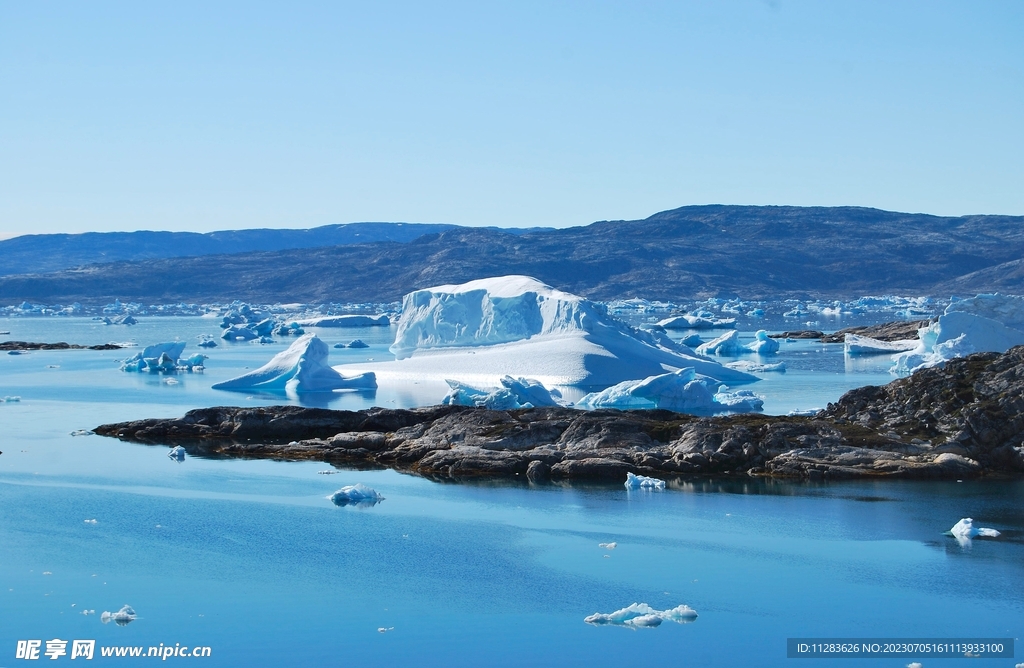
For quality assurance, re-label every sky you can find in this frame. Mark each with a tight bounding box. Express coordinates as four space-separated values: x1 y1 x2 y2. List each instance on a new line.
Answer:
1 1 1021 237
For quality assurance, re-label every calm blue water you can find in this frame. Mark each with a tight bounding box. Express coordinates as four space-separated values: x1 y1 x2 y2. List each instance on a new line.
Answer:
1 318 1021 667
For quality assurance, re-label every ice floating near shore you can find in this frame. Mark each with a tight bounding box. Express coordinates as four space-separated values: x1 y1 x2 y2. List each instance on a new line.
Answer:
577 368 763 415
349 276 756 387
295 314 389 328
168 446 186 461
624 472 665 489
328 484 383 507
101 605 137 626
584 603 697 628
213 334 376 394
844 334 918 356
893 294 1024 374
444 376 562 409
725 360 786 373
120 342 193 372
949 518 1000 540
745 330 779 354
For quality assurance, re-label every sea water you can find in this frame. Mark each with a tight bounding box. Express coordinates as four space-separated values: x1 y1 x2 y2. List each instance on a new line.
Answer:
1 317 1021 666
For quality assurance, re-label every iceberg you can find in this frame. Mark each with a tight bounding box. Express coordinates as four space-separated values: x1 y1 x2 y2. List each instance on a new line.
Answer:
843 334 918 356
443 376 562 409
351 276 756 387
725 360 786 373
584 603 697 628
120 342 187 372
101 605 137 626
168 446 186 461
657 314 735 330
745 330 779 355
295 314 389 327
212 334 376 393
576 367 763 415
892 294 1024 374
347 339 369 348
695 331 745 356
328 484 383 507
949 518 1000 540
624 472 665 489
221 325 259 341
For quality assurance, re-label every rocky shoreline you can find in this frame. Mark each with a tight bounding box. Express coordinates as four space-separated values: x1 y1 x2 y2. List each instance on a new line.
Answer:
94 347 1024 482
1 341 125 351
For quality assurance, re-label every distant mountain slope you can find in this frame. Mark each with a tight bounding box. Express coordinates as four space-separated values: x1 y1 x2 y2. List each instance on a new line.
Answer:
0 222 465 276
2 205 1022 304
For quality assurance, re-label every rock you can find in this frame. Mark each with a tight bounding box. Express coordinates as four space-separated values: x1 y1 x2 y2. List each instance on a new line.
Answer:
821 319 932 343
94 347 1024 482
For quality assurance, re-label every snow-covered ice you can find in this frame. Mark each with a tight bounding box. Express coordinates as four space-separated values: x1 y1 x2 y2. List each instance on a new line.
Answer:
584 603 697 628
843 334 918 356
696 330 746 356
342 276 756 387
892 294 1024 374
444 376 562 409
212 334 376 393
576 367 763 415
624 472 666 489
328 484 384 507
295 314 389 327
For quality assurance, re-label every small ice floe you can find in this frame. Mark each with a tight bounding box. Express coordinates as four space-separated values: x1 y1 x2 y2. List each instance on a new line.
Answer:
164 378 179 385
907 663 923 668
347 339 370 348
2 396 22 402
625 472 665 490
317 470 339 475
84 519 98 524
377 627 395 633
47 364 60 369
599 542 617 550
584 603 697 628
81 609 96 616
787 408 823 417
101 604 137 626
947 518 1001 546
43 571 52 575
167 446 186 462
70 429 93 437
725 360 786 373
328 484 384 507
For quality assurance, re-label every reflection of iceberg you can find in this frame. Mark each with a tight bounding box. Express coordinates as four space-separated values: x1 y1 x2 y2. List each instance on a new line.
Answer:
328 484 383 507
343 276 756 387
101 605 137 626
624 472 665 489
584 603 697 628
213 334 376 393
948 518 1001 546
444 376 562 409
893 295 1024 374
577 368 763 415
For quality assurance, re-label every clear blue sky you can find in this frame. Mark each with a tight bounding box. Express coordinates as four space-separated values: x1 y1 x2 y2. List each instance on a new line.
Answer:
1 1 1021 237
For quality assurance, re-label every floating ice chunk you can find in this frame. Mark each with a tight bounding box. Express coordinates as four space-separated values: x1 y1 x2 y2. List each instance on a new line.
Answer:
221 324 259 341
347 339 369 348
949 518 1000 539
696 331 745 356
599 542 617 550
213 334 376 393
252 318 277 337
328 484 383 507
168 446 186 461
680 334 703 347
584 603 697 628
747 308 765 318
197 339 217 348
274 322 305 336
70 429 93 436
577 368 762 415
658 314 735 330
120 342 187 372
443 376 562 410
1 396 22 402
843 334 918 356
84 519 98 524
295 315 389 328
625 472 665 489
81 609 95 615
725 361 786 373
744 330 779 355
101 605 137 626
377 627 395 633
787 408 823 417
368 276 756 387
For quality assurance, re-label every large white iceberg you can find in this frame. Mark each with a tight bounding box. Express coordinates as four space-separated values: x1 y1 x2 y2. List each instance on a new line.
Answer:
443 376 562 409
892 294 1024 374
212 334 376 393
347 276 756 387
584 603 697 628
576 367 763 415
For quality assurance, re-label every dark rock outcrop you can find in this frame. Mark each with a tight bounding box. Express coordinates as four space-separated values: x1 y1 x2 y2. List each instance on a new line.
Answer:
820 319 931 343
94 347 1024 482
1 341 124 351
